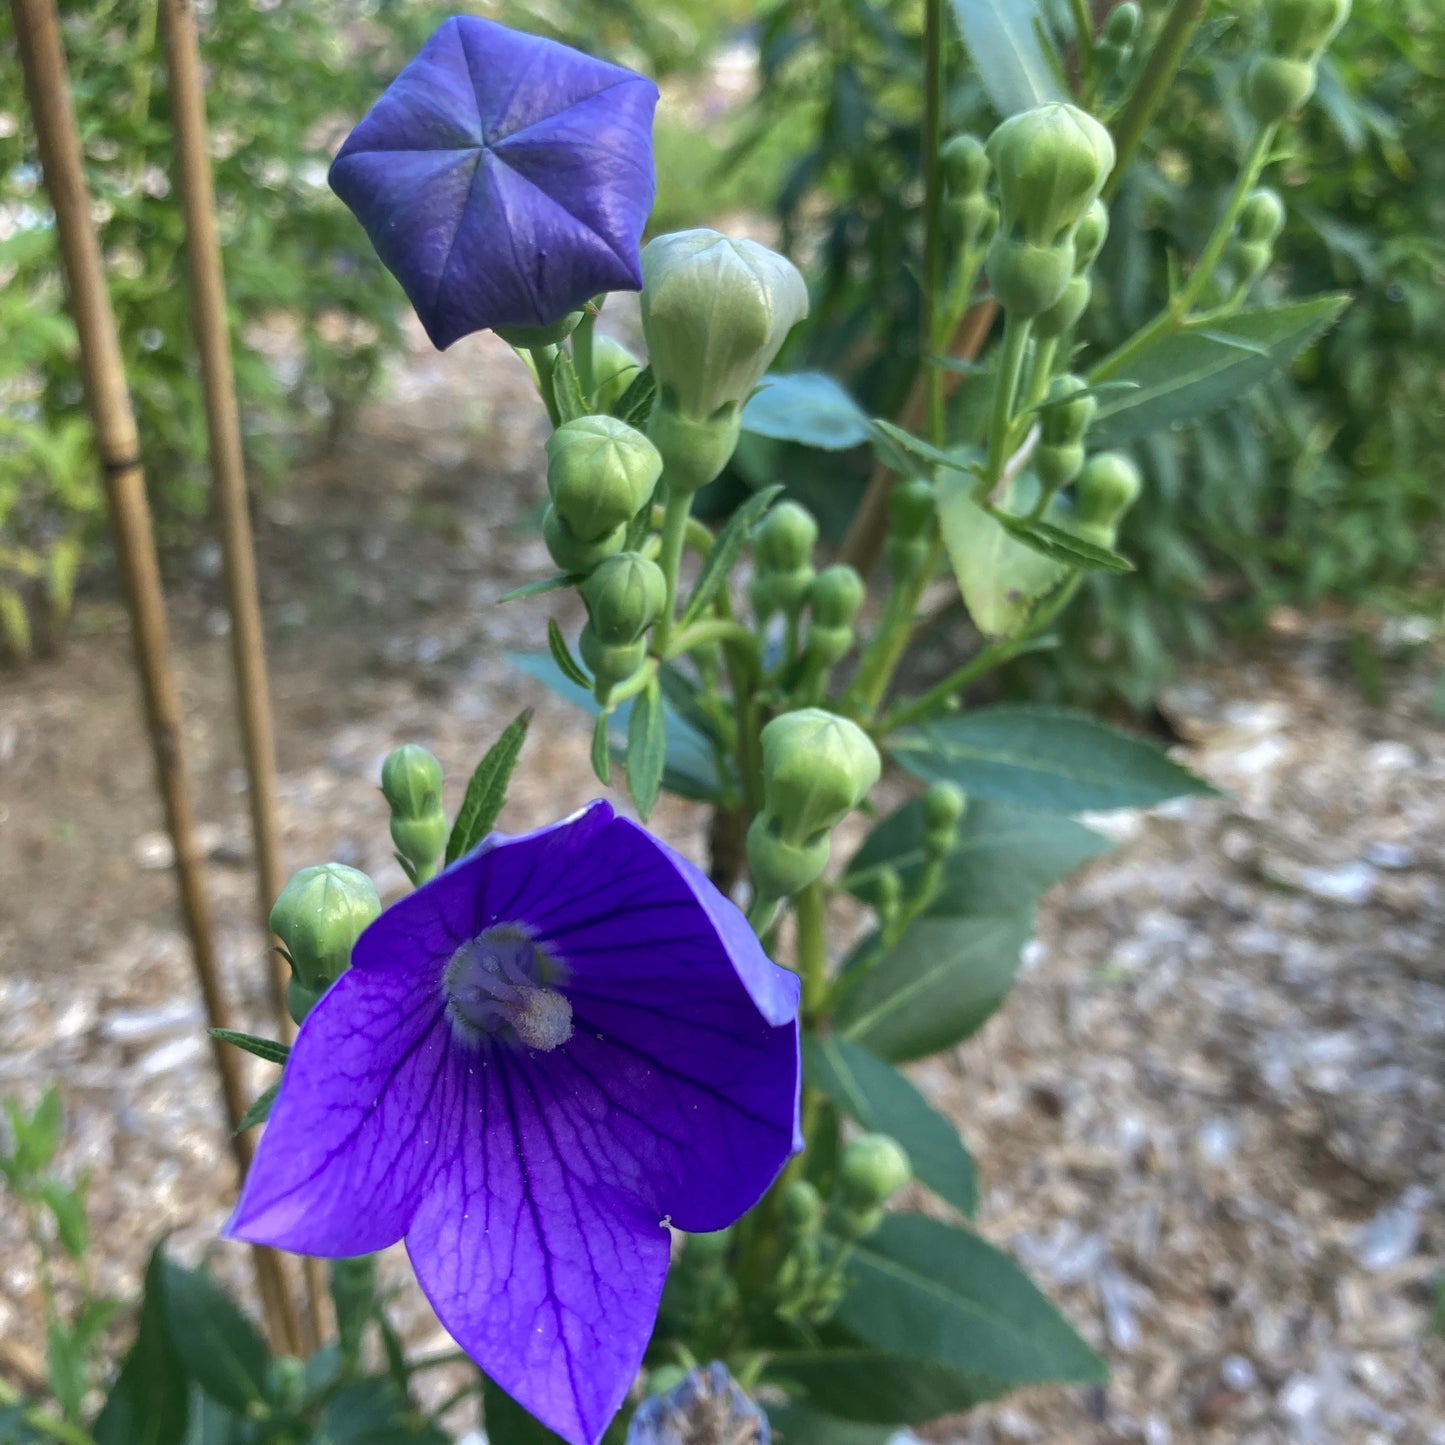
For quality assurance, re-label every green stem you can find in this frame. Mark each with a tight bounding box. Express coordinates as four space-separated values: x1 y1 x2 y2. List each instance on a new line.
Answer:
977 312 1032 500
0 1382 96 1445
852 534 946 715
652 483 694 654
1104 0 1211 202
1092 124 1276 383
572 307 596 401
1069 0 1095 75
921 0 947 444
1022 334 1060 411
795 880 828 1024
663 618 755 660
528 346 562 429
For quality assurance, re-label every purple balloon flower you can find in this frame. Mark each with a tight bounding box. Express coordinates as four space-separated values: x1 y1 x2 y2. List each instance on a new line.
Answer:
227 802 800 1445
330 16 658 349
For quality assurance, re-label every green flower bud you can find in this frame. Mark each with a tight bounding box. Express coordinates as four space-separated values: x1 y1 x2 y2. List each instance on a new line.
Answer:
640 229 809 420
1238 188 1286 245
874 865 903 927
1266 0 1350 58
1073 199 1110 272
646 404 742 495
810 565 864 628
495 309 585 351
781 1180 825 1240
888 477 936 540
1033 274 1092 339
745 817 830 899
1037 441 1086 491
1226 238 1274 292
545 415 662 543
581 552 666 646
941 134 990 196
578 623 648 696
380 744 442 819
922 782 966 857
755 501 819 575
1104 1 1141 47
987 103 1116 247
390 810 449 876
1040 374 1097 448
1244 54 1317 124
592 334 644 413
758 708 881 848
946 192 999 255
1075 451 1142 529
837 1133 912 1214
542 505 626 575
985 237 1076 318
270 863 381 993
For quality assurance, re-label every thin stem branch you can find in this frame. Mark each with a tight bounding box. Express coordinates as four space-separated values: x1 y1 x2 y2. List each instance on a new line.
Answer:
795 880 828 1024
663 618 755 660
978 311 1031 498
529 346 562 429
921 0 947 445
651 484 694 654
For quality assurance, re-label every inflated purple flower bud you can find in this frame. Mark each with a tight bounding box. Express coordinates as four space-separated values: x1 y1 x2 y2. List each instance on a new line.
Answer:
546 416 662 544
329 16 658 350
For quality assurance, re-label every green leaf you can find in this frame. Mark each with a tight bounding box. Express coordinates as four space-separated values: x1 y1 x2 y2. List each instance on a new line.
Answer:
551 350 587 423
764 1404 895 1445
679 483 783 628
611 364 656 429
39 1178 88 1260
509 652 727 803
949 0 1064 116
208 1029 289 1067
497 574 581 604
445 709 533 864
997 514 1134 573
236 1082 278 1134
4 1087 64 1178
892 704 1216 812
94 1249 190 1445
766 1342 999 1424
322 1378 448 1443
547 618 592 689
845 796 1112 918
481 1373 568 1444
803 1034 977 1216
591 710 612 786
741 372 871 449
840 1214 1106 1389
158 1256 270 1415
329 1257 377 1372
46 1319 86 1426
835 911 1035 1061
625 678 666 820
869 419 975 477
1090 295 1351 445
181 1388 235 1445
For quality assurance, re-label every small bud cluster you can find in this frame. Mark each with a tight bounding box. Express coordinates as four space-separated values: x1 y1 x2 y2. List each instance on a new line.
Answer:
1225 187 1287 298
381 744 447 883
543 415 661 574
1245 0 1352 125
579 552 667 702
1073 451 1143 548
749 501 817 624
1094 3 1141 88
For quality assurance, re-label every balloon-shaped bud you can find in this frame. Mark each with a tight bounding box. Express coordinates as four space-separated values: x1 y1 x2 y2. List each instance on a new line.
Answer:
758 708 881 848
545 415 661 544
1238 188 1286 245
542 506 626 576
1266 0 1350 58
592 334 644 414
781 1180 825 1240
751 501 819 619
581 551 666 645
640 229 809 420
805 564 864 667
380 743 442 819
1244 54 1317 123
1075 451 1143 532
578 625 648 697
834 1133 912 1237
941 134 990 196
986 237 1077 318
1104 1 1141 47
922 782 966 858
1073 198 1110 272
270 863 381 994
1227 238 1275 292
1040 374 1097 447
888 477 936 539
987 103 1116 248
1034 274 1092 339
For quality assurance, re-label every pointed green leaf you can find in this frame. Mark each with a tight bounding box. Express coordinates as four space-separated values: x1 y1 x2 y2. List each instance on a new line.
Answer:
497 574 581 604
611 364 656 429
869 419 975 477
679 484 783 628
551 350 588 423
625 678 667 820
547 618 592 690
949 0 1064 116
235 1082 278 1134
591 711 612 786
892 704 1216 811
94 1249 190 1445
208 1029 289 1067
997 514 1134 573
157 1256 269 1415
445 709 533 864
804 1034 977 1216
764 1403 895 1445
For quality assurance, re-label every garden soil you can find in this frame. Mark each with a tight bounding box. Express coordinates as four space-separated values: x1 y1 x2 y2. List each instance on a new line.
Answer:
1 321 1441 1445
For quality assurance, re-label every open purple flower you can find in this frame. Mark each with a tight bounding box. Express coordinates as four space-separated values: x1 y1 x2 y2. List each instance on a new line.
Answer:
330 16 658 349
227 802 800 1445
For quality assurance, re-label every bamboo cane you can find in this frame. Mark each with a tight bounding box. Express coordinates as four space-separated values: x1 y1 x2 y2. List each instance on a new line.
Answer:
156 0 325 1347
11 0 302 1355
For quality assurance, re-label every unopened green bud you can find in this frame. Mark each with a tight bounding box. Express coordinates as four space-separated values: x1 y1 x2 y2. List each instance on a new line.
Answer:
390 811 448 877
640 229 809 420
758 708 881 848
581 552 666 646
545 415 662 543
270 863 381 993
1266 0 1350 58
542 505 626 575
380 744 442 819
592 334 644 414
987 103 1116 247
874 866 903 927
1238 188 1286 245
1104 1 1141 47
647 405 741 495
888 477 936 540
1073 199 1110 272
495 309 584 350
1076 451 1142 529
837 1133 912 1213
810 565 864 628
947 192 999 255
1040 374 1097 447
941 134 990 196
1227 238 1275 292
781 1180 825 1239
1033 274 1092 339
922 782 966 857
1037 441 1086 490
755 501 819 575
1244 54 1317 124
986 237 1076 318
745 819 831 899
578 624 647 696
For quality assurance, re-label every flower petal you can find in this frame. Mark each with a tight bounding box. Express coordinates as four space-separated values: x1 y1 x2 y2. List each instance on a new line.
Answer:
406 1050 669 1445
225 961 454 1255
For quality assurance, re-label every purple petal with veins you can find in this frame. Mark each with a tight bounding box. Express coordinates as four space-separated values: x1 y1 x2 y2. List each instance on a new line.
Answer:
329 16 657 349
227 801 801 1445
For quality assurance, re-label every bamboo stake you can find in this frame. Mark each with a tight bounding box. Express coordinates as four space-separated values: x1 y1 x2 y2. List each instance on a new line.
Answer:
157 0 328 1347
11 0 302 1356
156 0 324 1348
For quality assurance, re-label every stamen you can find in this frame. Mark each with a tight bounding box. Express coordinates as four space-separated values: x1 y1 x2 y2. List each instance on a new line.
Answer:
443 925 573 1052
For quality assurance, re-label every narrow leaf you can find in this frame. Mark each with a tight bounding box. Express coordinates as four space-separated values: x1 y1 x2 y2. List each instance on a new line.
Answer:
93 1250 190 1445
551 350 588 422
766 1342 999 1424
235 1082 278 1134
445 709 533 864
949 0 1065 116
996 514 1134 572
208 1029 289 1067
611 364 656 429
679 484 783 627
158 1257 270 1415
869 419 975 477
547 618 591 689
497 574 581 604
625 678 667 820
591 711 612 785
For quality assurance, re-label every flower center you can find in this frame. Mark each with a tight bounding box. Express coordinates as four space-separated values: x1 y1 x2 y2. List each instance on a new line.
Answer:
443 925 573 1052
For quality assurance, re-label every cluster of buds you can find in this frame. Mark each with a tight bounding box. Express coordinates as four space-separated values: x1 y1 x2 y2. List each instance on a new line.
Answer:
832 1133 913 1240
1037 374 1099 493
543 415 661 575
1226 187 1287 297
1094 3 1141 88
801 564 865 688
884 477 937 585
749 501 817 626
578 551 667 703
269 862 380 1022
1035 198 1108 341
1072 451 1143 549
941 133 997 260
641 229 808 493
876 783 965 951
746 708 880 904
381 744 448 883
984 103 1116 318
1245 0 1352 125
